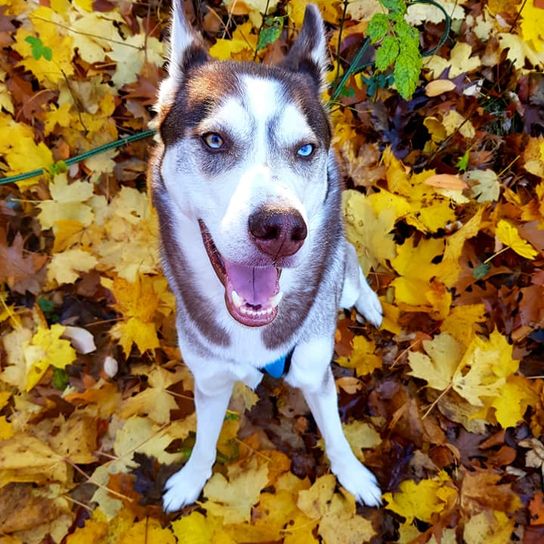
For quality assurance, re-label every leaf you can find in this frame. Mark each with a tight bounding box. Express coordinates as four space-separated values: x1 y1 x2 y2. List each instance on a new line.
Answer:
383 471 457 522
0 435 70 487
24 324 77 391
343 190 397 274
119 518 176 544
171 511 215 544
463 510 515 544
120 366 183 424
257 17 284 51
465 169 501 202
24 35 52 61
425 42 481 78
367 13 389 43
375 35 400 71
495 220 538 260
336 335 382 376
424 174 468 190
203 459 269 524
408 333 463 391
0 230 47 294
47 248 98 285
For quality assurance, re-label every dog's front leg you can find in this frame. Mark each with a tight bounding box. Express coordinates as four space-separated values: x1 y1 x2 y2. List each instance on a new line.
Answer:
163 378 234 512
286 338 382 506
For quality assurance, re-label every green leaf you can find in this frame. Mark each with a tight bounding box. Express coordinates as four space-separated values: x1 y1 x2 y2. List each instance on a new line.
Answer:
395 18 420 47
52 368 69 390
379 0 406 14
473 263 491 280
49 160 67 176
24 35 52 61
393 48 421 99
38 297 55 316
257 16 284 52
367 13 390 44
457 150 470 172
375 36 400 72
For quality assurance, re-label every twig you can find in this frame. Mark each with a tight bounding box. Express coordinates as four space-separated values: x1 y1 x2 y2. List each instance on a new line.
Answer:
422 383 452 419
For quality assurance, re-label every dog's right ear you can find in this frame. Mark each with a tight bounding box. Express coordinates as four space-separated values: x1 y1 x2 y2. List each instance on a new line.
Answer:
167 0 209 80
281 5 328 93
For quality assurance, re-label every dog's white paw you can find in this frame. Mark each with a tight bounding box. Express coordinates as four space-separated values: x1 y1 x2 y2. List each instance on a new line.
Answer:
334 459 382 507
163 466 209 512
355 288 383 328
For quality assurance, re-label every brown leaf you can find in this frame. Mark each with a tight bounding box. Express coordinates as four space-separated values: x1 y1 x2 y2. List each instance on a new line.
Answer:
0 230 47 294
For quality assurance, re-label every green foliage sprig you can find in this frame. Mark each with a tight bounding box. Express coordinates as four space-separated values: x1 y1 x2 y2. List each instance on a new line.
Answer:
367 0 422 99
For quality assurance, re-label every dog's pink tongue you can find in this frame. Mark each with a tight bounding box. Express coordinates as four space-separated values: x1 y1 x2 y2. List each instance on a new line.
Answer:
224 261 279 305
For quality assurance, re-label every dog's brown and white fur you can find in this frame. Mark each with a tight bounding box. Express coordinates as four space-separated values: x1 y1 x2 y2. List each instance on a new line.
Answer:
149 0 383 512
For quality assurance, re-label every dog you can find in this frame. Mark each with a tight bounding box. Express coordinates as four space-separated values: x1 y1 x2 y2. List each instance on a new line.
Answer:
148 0 383 512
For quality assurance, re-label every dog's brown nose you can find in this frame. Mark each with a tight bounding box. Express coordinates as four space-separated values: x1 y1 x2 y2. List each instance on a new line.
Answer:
249 206 307 258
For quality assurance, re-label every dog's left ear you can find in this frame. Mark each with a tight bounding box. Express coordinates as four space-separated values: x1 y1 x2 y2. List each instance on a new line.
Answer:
281 5 328 92
168 0 209 80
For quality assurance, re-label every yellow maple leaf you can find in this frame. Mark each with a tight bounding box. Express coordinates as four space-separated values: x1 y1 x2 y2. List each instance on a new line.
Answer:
0 415 14 440
119 365 183 424
13 7 75 85
408 333 464 391
521 2 544 53
455 331 516 407
108 34 163 88
384 471 457 522
288 0 340 26
425 42 481 78
490 375 537 428
336 335 382 376
210 22 258 61
108 275 162 355
0 434 70 487
437 207 484 287
44 103 72 135
47 248 98 285
38 174 95 231
465 169 500 202
440 304 487 345
69 11 124 64
203 459 269 524
171 511 215 544
95 187 159 281
498 32 544 70
24 324 77 391
65 517 108 544
0 114 53 176
495 219 538 260
343 190 397 274
390 237 447 312
463 510 515 544
119 518 176 544
343 420 382 462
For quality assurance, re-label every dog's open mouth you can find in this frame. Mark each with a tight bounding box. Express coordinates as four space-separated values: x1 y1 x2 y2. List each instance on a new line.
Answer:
199 220 282 327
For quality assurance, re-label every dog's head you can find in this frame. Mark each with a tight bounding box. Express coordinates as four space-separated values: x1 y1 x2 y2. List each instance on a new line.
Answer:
156 1 332 327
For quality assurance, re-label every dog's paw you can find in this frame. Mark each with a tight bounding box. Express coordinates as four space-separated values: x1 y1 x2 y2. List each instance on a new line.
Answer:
355 288 383 328
163 466 208 513
334 460 382 507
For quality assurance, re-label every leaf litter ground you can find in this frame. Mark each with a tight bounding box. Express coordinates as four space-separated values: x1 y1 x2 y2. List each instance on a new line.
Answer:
0 0 544 542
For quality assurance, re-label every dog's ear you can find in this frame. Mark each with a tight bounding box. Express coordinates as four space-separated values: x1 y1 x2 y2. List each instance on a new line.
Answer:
168 0 209 79
281 5 328 92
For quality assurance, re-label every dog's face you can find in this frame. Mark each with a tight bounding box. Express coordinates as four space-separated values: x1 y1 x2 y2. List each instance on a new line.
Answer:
157 2 331 327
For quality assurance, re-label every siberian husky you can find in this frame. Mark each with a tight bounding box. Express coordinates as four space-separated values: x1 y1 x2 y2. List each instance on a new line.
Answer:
148 0 383 512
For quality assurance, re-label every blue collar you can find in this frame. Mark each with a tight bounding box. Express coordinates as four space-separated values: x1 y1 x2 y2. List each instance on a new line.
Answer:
262 348 294 378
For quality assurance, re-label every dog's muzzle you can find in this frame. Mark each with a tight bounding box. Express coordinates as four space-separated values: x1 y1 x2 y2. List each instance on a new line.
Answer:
248 205 307 259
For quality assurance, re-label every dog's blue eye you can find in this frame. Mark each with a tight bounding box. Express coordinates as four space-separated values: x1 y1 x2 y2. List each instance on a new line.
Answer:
297 143 315 157
203 132 224 149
